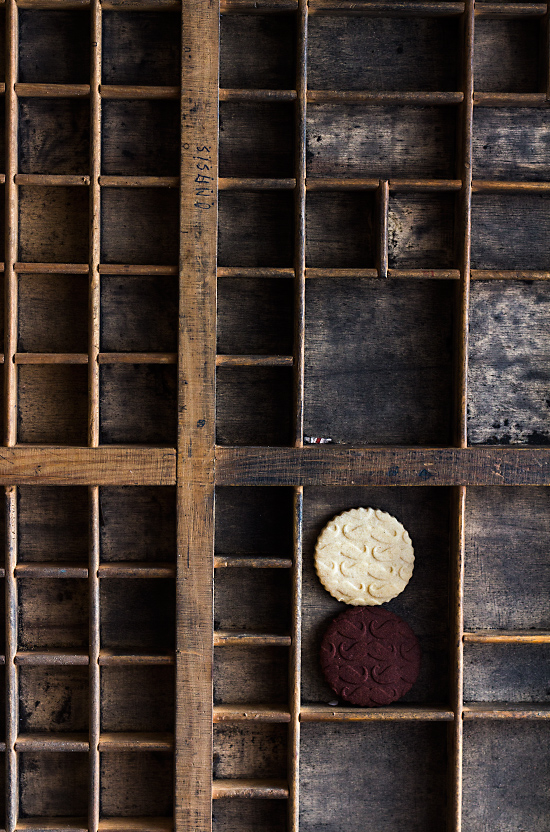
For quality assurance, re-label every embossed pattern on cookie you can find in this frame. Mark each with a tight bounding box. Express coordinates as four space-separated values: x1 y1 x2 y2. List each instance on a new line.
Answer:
320 606 421 707
314 507 414 605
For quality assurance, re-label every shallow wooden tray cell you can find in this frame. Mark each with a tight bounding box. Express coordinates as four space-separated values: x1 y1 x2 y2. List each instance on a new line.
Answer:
215 568 291 633
100 189 179 267
216 366 293 446
18 579 88 651
472 108 550 182
100 579 175 652
18 11 90 85
18 365 88 446
18 187 88 264
462 722 550 832
101 100 179 177
18 274 88 354
468 282 550 445
19 752 89 819
473 19 545 94
388 193 456 269
99 364 177 445
99 486 176 565
471 194 550 271
102 12 181 87
464 643 550 704
305 191 375 269
100 275 177 353
218 191 294 268
214 646 289 708
19 666 89 735
99 753 173 819
213 799 288 832
301 487 451 707
17 486 88 565
304 279 454 445
299 723 448 832
214 487 294 562
308 16 460 92
18 99 89 176
213 723 288 780
219 103 294 178
220 14 296 90
101 666 174 734
217 277 294 356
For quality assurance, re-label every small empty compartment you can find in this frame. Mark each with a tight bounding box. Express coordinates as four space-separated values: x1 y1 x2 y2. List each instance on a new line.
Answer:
464 643 550 703
306 192 375 269
19 98 90 175
472 194 550 270
18 578 88 649
217 277 294 355
100 275 177 353
304 279 453 445
19 666 89 733
308 17 459 92
100 579 175 651
99 364 177 445
215 487 294 559
307 105 457 178
18 486 88 563
474 19 544 93
102 100 179 176
215 568 291 633
468 282 550 445
101 665 174 732
214 646 289 705
99 487 176 563
473 108 550 181
220 14 295 89
465 487 550 628
100 752 173 818
219 102 294 178
18 365 88 445
218 192 294 268
19 186 89 264
300 723 447 832
102 11 180 86
388 193 456 269
213 723 288 780
216 366 293 446
18 10 90 84
18 274 88 353
19 752 88 818
213 800 287 832
463 722 550 832
101 188 179 266
302 487 451 706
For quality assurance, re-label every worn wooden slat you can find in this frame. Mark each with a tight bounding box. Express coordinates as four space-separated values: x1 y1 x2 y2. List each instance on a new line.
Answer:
300 706 455 722
213 706 291 723
215 446 550 486
212 780 288 799
464 630 550 643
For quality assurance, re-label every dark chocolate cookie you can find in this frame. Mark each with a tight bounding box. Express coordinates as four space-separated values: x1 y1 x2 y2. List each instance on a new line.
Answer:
320 606 421 707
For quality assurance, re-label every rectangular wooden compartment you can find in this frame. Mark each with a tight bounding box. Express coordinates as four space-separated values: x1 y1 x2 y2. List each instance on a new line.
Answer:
0 2 548 832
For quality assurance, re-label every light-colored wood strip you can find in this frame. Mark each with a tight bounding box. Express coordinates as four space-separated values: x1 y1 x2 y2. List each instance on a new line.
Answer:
220 0 298 10
17 820 88 832
216 354 293 367
15 83 90 97
215 445 550 486
100 85 179 99
307 90 463 104
472 180 550 193
98 650 174 666
98 820 172 832
293 1 307 453
17 0 90 6
98 353 177 364
213 706 291 723
217 267 294 278
299 706 455 722
449 487 466 832
388 269 460 279
475 2 547 16
89 489 101 832
5 2 17 447
98 264 178 275
15 563 88 578
377 180 389 280
471 269 550 280
98 563 176 578
219 88 297 102
178 3 218 830
15 263 89 274
308 0 464 13
212 780 289 799
14 174 89 186
463 703 550 718
99 176 179 188
306 178 462 192
14 734 89 752
15 650 89 666
214 556 292 568
305 268 379 278
464 630 550 643
98 732 174 751
288 488 303 832
474 92 548 106
100 0 180 7
6 488 18 832
0 448 176 485
213 631 291 647
218 177 296 190
14 353 88 364
89 0 101 453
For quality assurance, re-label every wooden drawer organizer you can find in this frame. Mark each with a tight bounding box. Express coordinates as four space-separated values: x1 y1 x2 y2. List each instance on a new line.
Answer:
0 0 547 831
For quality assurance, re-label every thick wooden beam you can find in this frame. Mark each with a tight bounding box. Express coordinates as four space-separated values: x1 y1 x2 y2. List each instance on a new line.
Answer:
0 448 176 484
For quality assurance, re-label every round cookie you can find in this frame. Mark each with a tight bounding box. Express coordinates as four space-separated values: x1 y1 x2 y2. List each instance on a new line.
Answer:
314 507 414 605
320 606 421 707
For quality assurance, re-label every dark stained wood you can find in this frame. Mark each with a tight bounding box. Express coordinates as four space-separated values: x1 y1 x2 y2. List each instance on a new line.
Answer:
215 568 290 633
464 643 550 703
214 647 289 706
99 364 176 445
100 666 174 732
219 102 294 178
473 108 550 181
220 13 296 90
17 486 88 562
100 188 179 266
473 19 543 93
101 100 179 176
212 799 288 832
471 194 550 269
213 723 288 779
18 98 89 175
18 274 88 353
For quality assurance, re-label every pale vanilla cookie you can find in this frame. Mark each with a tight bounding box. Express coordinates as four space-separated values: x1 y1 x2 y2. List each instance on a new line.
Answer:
314 507 414 605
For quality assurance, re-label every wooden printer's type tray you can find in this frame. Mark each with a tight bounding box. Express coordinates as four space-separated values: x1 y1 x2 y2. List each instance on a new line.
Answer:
0 2 546 832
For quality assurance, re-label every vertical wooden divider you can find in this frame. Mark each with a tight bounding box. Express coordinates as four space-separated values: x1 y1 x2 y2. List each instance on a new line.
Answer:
289 5 307 830
5 486 17 832
377 180 389 280
178 3 219 831
89 5 102 830
450 1 474 830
